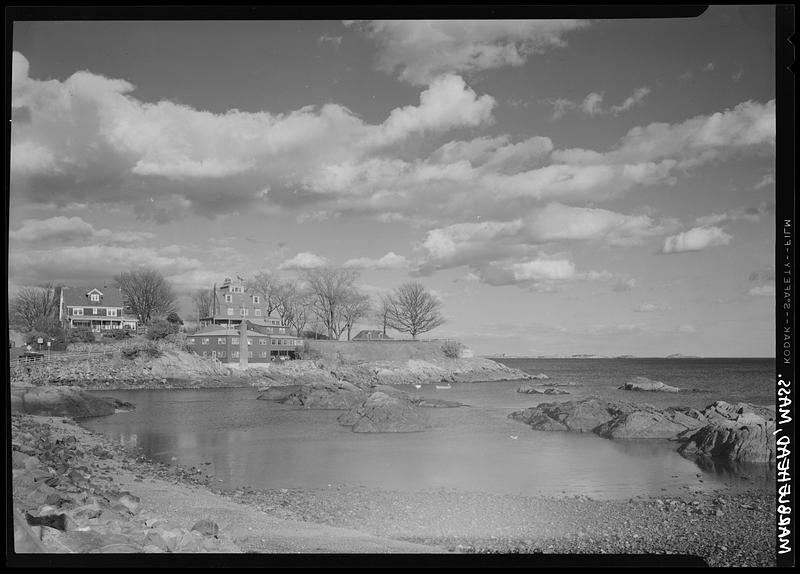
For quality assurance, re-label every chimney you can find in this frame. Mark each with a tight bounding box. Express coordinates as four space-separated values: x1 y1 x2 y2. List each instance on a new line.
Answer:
239 321 249 369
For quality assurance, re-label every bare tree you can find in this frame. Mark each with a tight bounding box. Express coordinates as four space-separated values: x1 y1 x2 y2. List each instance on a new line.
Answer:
375 294 393 336
115 268 177 325
341 291 372 341
273 280 314 337
302 267 360 340
386 282 446 340
10 282 62 332
248 271 280 316
191 288 215 322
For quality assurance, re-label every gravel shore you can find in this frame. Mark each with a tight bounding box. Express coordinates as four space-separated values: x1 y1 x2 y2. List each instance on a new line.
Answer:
11 412 776 565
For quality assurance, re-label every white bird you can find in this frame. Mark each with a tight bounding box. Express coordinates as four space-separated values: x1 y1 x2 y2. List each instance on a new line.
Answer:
509 435 518 440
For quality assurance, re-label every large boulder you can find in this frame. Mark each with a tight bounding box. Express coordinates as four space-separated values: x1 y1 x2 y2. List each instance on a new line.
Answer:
677 402 776 463
282 380 369 409
10 386 117 418
257 385 302 402
618 376 681 393
595 407 708 439
338 391 428 432
510 398 638 433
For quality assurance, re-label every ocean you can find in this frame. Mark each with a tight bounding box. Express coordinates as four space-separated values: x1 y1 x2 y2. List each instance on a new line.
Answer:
81 358 776 500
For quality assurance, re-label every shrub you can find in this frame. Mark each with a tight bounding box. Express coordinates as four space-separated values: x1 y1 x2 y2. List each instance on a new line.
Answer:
102 329 132 340
69 328 96 343
441 340 465 359
120 340 162 359
147 318 179 340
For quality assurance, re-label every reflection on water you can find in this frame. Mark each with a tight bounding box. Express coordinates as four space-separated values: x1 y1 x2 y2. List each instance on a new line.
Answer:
82 386 775 500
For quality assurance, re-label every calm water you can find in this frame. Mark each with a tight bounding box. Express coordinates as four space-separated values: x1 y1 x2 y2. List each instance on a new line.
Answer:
81 358 776 500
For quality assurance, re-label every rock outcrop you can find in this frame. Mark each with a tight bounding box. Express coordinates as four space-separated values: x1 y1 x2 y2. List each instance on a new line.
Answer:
510 398 637 433
280 380 369 410
618 377 681 393
10 386 119 418
338 391 429 433
678 401 776 463
595 407 707 439
516 382 570 395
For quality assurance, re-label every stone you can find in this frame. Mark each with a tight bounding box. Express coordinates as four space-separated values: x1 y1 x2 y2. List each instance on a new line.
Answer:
282 380 369 410
190 519 219 537
678 418 776 463
256 385 301 401
618 377 681 393
11 386 117 418
595 408 708 439
338 391 428 432
510 398 638 433
517 382 570 394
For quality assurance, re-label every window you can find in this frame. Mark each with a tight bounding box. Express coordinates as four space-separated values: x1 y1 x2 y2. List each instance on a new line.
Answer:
218 351 226 358
246 338 253 345
225 294 232 303
255 309 262 317
253 296 260 304
187 338 195 344
259 338 268 345
279 328 285 334
227 307 234 316
248 351 253 358
240 308 249 316
231 351 239 358
271 339 276 345
73 308 83 316
90 293 100 302
108 309 117 317
232 338 239 345
232 286 243 293
201 338 210 345
93 307 99 315
217 338 226 345
260 351 268 358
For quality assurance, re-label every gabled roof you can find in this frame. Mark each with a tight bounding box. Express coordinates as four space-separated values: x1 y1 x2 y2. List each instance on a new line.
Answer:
353 330 392 339
62 286 126 308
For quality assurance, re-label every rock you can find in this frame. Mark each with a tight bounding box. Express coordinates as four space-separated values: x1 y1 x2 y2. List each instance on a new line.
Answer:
517 382 569 394
595 407 708 439
10 386 117 418
282 380 369 410
112 492 141 514
618 377 681 393
510 398 638 433
338 391 429 432
530 373 550 380
190 519 219 537
678 417 776 463
256 385 301 401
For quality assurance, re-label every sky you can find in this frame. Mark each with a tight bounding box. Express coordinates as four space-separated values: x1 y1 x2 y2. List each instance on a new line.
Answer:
8 7 779 357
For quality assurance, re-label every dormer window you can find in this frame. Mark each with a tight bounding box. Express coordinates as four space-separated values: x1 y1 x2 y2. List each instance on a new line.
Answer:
231 286 243 293
90 293 100 302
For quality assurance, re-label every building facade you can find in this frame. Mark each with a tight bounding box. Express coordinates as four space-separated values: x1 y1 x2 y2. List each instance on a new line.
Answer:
60 286 139 332
200 277 277 329
186 327 303 362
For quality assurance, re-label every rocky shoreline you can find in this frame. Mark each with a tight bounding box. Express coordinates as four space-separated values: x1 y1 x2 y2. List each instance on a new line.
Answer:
10 410 776 564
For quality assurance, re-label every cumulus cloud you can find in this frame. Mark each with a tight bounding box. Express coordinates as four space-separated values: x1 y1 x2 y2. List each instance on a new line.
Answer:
661 226 732 254
10 51 495 219
9 244 203 286
352 20 590 85
10 216 154 244
278 251 329 270
343 251 408 270
748 284 775 297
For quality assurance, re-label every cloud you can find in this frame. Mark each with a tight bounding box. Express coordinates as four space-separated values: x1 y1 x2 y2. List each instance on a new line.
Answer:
754 173 774 189
278 251 329 270
10 216 154 244
343 251 408 270
661 226 733 254
550 86 651 119
10 51 496 220
694 202 773 226
9 244 203 286
318 33 342 48
748 284 775 297
352 20 590 85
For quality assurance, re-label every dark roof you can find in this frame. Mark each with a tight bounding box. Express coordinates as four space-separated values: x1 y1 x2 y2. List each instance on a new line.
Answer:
62 286 126 308
353 330 392 340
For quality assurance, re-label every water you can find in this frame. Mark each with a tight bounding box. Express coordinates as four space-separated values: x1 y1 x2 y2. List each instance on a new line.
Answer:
81 358 776 500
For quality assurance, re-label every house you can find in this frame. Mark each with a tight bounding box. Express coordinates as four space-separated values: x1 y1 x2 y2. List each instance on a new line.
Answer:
352 330 392 341
185 326 303 362
60 286 139 332
200 277 281 329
